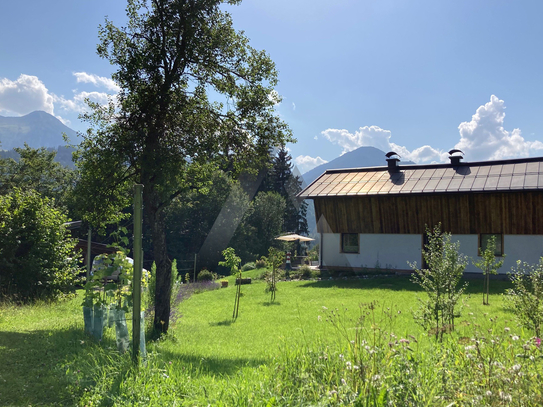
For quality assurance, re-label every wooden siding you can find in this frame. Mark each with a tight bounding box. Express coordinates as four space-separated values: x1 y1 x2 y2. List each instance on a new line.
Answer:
314 191 543 235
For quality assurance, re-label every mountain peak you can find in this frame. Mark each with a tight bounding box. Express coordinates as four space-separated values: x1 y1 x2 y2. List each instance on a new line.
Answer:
0 111 77 150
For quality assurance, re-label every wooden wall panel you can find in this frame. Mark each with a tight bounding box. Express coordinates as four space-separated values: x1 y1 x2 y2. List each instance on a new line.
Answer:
314 192 543 235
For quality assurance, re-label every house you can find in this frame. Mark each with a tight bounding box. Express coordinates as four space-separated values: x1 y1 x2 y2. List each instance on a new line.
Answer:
298 152 543 274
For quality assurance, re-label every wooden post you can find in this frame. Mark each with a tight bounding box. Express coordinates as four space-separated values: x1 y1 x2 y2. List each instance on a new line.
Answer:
132 184 143 363
193 253 197 283
86 226 92 281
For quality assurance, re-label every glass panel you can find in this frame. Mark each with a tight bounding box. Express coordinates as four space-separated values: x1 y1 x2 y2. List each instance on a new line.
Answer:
342 233 359 253
480 234 502 256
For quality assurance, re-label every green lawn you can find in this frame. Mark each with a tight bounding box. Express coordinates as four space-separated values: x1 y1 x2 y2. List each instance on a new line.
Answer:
0 274 538 406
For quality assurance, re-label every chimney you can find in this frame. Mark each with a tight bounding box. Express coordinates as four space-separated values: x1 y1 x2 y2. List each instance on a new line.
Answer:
448 149 464 165
385 151 401 173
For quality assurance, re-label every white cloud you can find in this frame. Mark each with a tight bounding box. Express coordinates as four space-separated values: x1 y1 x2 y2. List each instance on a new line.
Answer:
56 91 112 114
295 155 328 172
455 95 543 161
292 102 296 111
0 74 55 116
73 72 120 92
268 89 281 106
320 95 542 164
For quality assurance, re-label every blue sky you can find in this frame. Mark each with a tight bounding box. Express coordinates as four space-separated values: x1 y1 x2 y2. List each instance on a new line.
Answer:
2 0 543 173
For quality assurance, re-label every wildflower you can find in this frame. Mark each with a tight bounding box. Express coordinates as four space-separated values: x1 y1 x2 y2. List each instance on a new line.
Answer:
399 338 410 344
341 378 347 385
504 327 510 332
485 390 492 397
346 361 352 370
512 364 521 371
339 354 344 360
465 345 475 351
512 335 519 341
535 337 541 347
353 365 360 370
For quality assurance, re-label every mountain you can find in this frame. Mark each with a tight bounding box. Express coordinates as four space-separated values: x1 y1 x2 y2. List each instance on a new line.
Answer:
0 111 78 150
302 146 415 186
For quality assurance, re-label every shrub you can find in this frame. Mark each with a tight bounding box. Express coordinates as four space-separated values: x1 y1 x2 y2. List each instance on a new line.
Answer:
241 262 256 272
0 188 80 301
506 258 543 337
255 258 267 269
299 264 318 280
410 224 468 341
196 268 214 282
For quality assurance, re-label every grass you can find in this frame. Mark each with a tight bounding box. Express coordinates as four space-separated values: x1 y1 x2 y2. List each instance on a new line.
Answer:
0 273 538 406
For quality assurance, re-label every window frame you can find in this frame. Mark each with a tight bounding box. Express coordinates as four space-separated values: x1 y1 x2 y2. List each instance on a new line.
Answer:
478 233 504 257
341 233 360 254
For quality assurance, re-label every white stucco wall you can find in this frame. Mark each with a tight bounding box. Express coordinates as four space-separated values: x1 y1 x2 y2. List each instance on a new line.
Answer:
321 233 422 271
321 233 543 274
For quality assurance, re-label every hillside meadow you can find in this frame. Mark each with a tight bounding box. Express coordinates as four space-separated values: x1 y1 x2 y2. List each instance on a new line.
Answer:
1 272 541 406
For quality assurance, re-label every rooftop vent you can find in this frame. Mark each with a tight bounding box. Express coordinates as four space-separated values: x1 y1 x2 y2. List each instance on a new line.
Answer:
385 151 401 173
448 149 464 165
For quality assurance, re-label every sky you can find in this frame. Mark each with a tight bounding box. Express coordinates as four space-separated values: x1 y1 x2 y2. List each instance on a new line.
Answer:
2 0 543 173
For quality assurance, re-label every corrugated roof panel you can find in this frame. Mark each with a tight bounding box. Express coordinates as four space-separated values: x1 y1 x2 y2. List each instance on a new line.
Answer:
422 168 436 179
332 172 351 184
320 182 340 195
513 163 527 175
369 171 385 182
378 181 395 194
350 172 368 182
423 178 440 193
477 166 491 177
459 177 475 191
526 162 540 173
447 177 463 191
360 171 375 182
368 181 387 194
442 168 457 178
432 167 447 178
337 181 358 195
329 181 350 195
435 178 452 192
412 178 429 192
341 172 358 183
472 177 487 190
489 165 502 176
497 175 513 190
539 162 543 173
356 180 377 194
469 167 480 177
305 182 328 197
501 164 514 175
525 174 538 188
538 174 543 188
398 179 417 193
510 175 525 189
484 176 499 190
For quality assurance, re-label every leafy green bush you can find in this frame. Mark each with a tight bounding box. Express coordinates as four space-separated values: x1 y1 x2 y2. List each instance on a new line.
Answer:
255 258 267 269
298 265 319 280
0 188 80 301
241 262 256 272
506 258 543 337
197 269 214 282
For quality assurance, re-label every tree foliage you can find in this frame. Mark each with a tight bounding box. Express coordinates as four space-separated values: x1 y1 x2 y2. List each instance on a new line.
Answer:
411 224 468 341
473 235 504 305
75 0 292 334
0 189 80 301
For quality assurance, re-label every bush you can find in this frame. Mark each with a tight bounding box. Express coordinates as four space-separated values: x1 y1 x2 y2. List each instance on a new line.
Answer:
241 262 256 272
197 268 214 281
506 258 543 337
0 188 80 301
298 265 319 280
255 258 267 269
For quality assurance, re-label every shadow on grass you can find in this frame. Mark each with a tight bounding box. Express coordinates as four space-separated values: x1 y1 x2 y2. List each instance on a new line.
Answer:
297 275 514 295
209 319 234 327
159 349 268 376
262 301 281 306
0 326 101 406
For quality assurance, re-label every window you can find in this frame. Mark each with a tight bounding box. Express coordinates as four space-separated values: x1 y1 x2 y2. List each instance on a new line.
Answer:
479 234 503 256
341 233 359 253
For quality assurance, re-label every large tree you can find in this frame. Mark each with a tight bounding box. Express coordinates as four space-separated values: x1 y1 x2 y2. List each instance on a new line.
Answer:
76 0 292 334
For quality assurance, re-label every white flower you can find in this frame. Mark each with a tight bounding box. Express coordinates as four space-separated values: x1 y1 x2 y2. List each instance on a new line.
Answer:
341 378 347 385
485 390 492 396
504 327 510 332
346 361 352 370
512 335 520 341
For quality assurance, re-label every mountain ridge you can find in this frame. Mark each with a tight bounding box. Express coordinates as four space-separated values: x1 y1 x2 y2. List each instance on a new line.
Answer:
0 110 78 150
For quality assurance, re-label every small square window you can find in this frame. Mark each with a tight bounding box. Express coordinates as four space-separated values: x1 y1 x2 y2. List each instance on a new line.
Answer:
479 234 503 256
341 233 359 253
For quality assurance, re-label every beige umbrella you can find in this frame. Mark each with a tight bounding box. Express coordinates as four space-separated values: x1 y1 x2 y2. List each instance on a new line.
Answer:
275 234 314 242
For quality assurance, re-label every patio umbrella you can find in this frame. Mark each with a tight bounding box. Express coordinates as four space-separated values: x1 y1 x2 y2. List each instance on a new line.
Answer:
275 234 314 242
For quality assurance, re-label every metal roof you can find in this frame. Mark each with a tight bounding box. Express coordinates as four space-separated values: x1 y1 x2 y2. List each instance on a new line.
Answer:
299 156 543 198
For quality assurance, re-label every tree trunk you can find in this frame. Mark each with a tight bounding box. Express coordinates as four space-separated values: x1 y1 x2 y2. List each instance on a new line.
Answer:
145 189 172 336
